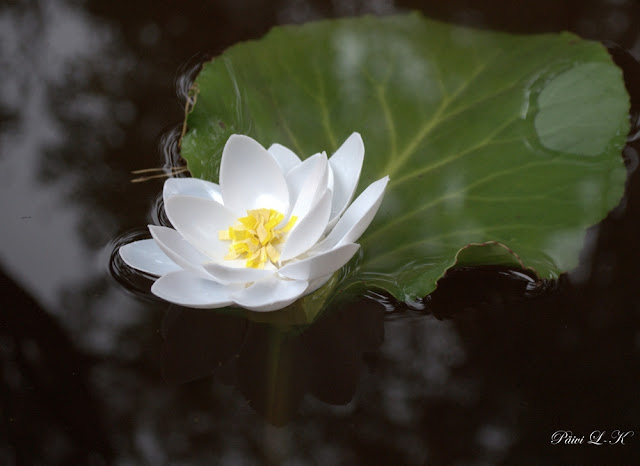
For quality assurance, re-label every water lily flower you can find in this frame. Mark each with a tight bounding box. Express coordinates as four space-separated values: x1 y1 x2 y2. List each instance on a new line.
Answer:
120 132 389 312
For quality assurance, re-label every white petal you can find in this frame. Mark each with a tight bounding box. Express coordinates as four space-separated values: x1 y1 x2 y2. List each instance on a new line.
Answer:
267 143 302 175
315 176 389 253
327 164 335 193
288 153 329 221
151 270 239 308
148 225 212 279
325 209 339 232
328 132 365 222
164 195 235 261
305 274 333 295
203 261 275 284
279 243 360 281
285 152 324 213
220 134 289 215
163 177 223 206
324 167 337 231
119 239 181 276
231 275 308 312
280 189 332 262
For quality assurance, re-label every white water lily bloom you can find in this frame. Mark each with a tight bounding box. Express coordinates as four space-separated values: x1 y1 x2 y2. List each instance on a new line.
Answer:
120 132 389 312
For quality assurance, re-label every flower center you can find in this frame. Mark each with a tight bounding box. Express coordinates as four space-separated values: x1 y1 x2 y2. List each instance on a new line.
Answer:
218 208 297 269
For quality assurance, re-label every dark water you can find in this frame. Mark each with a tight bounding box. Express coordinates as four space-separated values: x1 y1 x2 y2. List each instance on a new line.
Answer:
2 0 640 464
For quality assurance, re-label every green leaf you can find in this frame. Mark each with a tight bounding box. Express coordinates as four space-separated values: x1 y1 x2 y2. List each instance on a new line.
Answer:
181 13 629 305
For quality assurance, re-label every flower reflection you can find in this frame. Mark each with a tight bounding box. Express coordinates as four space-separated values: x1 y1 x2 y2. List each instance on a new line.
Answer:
161 298 385 426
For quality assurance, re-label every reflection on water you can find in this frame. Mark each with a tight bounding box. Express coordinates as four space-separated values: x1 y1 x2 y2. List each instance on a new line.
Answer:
0 0 133 307
161 299 384 425
1 0 640 464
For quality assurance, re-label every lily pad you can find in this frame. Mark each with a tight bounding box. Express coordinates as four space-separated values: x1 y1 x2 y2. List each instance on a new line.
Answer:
181 13 629 305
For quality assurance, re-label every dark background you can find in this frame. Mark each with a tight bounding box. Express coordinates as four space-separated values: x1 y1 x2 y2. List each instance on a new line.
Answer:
1 0 639 464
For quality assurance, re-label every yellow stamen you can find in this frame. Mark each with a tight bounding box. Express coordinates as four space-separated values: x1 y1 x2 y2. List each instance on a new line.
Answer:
219 208 297 268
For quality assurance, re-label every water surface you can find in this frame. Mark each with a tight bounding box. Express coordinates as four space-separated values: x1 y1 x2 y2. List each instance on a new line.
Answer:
1 0 639 464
